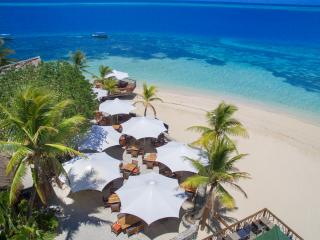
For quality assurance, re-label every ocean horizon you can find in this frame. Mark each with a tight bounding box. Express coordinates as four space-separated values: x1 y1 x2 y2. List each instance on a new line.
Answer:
1 2 320 122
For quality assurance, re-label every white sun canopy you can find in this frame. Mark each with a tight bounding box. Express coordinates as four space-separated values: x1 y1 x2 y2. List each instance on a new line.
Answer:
92 87 107 100
106 70 129 80
121 117 166 139
116 172 187 225
78 125 122 152
156 141 208 173
63 152 121 192
99 98 135 116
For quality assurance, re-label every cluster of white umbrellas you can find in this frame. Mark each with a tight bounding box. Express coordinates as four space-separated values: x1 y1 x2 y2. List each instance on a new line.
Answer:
62 83 209 225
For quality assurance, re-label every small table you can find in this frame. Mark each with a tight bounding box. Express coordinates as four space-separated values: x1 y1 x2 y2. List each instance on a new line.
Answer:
122 163 137 172
108 193 120 204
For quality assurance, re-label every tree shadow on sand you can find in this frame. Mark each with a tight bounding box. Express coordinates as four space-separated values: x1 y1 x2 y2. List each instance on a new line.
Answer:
55 190 113 240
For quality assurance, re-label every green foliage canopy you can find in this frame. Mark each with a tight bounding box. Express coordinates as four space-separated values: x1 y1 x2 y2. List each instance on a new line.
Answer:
0 61 98 120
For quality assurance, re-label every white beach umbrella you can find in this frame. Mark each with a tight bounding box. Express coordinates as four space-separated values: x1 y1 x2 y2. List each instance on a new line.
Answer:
62 152 121 192
106 70 129 80
156 141 207 173
116 172 187 225
99 98 135 116
92 87 107 100
78 125 122 152
121 116 166 139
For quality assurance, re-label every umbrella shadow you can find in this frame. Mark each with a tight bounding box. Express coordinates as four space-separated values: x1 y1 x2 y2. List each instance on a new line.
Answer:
143 208 186 239
55 190 113 240
103 145 125 160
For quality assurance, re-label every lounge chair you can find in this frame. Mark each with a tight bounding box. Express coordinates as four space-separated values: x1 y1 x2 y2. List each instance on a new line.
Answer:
111 222 122 235
132 167 140 175
237 227 250 240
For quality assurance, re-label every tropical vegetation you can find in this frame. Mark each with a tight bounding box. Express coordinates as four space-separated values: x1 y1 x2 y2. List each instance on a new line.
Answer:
0 39 15 67
0 191 58 240
0 87 84 208
0 61 98 120
101 78 118 95
69 50 87 71
184 138 250 229
94 64 112 83
134 83 163 117
188 101 248 148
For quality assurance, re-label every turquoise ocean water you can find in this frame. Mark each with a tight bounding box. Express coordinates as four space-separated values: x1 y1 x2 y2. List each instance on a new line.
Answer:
1 2 320 121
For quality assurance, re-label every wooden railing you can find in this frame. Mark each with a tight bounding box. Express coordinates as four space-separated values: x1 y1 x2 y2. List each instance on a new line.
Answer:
0 56 41 73
202 208 303 240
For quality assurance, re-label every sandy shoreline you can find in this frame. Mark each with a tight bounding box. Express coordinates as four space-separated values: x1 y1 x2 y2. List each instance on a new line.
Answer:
134 86 320 239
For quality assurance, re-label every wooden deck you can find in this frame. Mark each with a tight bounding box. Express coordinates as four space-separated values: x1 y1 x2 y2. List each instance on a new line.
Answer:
202 208 303 240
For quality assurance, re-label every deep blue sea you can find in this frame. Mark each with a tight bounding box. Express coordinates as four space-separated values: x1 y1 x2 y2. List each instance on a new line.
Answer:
1 2 320 120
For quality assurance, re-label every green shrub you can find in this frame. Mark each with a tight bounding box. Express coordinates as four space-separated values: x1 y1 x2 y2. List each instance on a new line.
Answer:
0 61 98 120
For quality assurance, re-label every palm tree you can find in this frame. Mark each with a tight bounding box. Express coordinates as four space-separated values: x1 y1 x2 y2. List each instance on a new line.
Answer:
0 39 15 67
94 65 112 82
102 78 118 95
70 50 87 71
134 83 163 117
188 101 248 148
0 87 85 209
183 138 249 229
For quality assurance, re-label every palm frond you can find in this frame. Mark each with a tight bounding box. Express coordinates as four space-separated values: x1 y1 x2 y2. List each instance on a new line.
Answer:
6 148 30 175
183 175 208 188
9 161 27 205
215 184 236 209
45 144 82 157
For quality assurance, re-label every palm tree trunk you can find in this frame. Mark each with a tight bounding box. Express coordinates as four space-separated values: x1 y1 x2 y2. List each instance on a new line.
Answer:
200 185 214 230
27 187 37 218
144 107 147 116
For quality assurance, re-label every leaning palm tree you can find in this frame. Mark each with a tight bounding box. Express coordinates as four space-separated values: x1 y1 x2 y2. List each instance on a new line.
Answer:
70 50 87 71
94 65 112 82
188 101 248 148
0 87 85 209
102 78 118 95
183 138 249 229
0 39 15 67
134 83 163 117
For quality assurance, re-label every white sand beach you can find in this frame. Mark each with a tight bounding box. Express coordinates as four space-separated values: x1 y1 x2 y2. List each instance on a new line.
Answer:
133 87 320 239
55 86 320 240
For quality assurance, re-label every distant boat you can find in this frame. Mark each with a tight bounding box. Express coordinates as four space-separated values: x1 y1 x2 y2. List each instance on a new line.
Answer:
0 34 13 40
91 32 108 39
